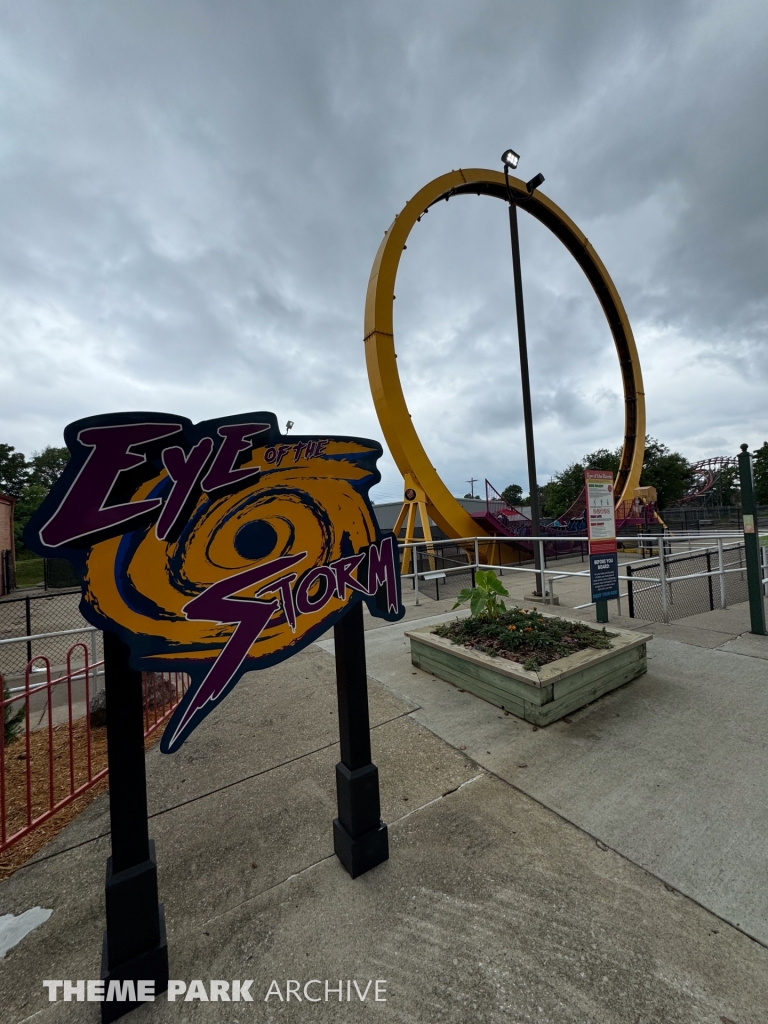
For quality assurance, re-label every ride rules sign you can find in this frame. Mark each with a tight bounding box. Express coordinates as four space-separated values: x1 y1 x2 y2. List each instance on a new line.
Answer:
585 469 619 603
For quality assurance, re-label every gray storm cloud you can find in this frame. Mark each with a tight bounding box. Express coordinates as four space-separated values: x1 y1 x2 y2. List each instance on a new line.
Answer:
0 0 765 500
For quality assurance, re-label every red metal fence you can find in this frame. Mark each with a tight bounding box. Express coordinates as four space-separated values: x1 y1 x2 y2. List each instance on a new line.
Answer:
1 642 189 857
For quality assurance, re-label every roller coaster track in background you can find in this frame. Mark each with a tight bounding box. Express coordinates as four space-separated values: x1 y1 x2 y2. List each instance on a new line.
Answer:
364 168 647 559
668 456 739 508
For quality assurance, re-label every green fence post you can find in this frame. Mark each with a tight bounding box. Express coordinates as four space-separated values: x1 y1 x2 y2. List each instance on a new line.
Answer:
737 444 766 635
596 599 609 623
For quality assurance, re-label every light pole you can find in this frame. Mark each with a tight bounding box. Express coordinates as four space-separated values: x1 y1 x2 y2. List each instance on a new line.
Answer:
502 148 546 596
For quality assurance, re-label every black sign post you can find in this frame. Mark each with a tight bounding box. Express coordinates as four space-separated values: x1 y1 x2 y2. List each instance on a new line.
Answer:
101 632 168 1023
332 601 389 878
737 444 766 636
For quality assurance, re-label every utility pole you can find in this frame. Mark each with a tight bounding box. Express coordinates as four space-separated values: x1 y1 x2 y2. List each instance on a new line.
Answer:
467 477 478 498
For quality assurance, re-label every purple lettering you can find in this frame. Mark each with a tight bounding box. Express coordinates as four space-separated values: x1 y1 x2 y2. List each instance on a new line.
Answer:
295 566 336 615
168 553 305 749
256 573 298 632
263 447 277 464
292 441 306 462
155 438 214 541
366 535 399 613
200 423 270 493
331 553 367 599
315 439 330 457
40 422 181 548
274 444 292 467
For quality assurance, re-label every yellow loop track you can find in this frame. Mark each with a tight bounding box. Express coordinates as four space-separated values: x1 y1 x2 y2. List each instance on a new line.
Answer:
364 168 645 539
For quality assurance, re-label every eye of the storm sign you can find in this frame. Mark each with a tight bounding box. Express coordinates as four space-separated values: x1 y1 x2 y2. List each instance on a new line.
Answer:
25 411 403 753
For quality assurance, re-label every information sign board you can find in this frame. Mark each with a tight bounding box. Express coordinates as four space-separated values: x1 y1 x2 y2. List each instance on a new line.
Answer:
584 469 617 554
585 469 619 603
589 552 620 602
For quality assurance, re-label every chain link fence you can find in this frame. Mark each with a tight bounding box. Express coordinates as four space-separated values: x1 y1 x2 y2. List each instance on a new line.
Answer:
626 543 748 622
662 505 768 533
0 590 103 682
410 543 475 603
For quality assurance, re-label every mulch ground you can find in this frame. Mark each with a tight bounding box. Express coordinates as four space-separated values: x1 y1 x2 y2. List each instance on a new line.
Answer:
1 720 163 881
434 608 617 671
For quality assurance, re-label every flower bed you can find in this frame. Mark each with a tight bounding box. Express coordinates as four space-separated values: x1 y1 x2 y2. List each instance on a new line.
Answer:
432 606 617 671
407 609 652 726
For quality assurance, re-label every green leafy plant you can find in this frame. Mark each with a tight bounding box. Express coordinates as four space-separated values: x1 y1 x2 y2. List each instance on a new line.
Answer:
453 569 509 619
3 678 25 745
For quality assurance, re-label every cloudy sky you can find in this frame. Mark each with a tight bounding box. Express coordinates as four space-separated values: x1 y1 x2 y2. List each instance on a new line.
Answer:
1 0 766 502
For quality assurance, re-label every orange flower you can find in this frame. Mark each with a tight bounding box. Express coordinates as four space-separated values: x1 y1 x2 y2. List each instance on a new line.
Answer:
524 627 532 632
507 625 516 631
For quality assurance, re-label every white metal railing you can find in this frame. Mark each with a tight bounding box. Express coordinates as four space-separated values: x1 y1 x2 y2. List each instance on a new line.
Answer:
0 626 99 646
0 625 101 689
3 536 762 663
398 532 765 624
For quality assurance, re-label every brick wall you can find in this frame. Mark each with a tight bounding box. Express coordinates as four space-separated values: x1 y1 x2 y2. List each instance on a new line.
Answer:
0 494 14 596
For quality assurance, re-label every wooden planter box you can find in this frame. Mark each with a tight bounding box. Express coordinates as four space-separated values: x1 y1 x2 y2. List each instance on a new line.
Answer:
406 616 652 726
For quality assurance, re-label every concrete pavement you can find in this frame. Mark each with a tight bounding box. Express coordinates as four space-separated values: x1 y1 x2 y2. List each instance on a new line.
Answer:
0 588 767 1023
331 594 768 946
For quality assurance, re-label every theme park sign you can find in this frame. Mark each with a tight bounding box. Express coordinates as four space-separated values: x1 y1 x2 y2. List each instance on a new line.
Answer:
25 411 403 753
584 469 619 603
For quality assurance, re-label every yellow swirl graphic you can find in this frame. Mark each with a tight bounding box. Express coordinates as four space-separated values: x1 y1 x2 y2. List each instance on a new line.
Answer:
83 440 378 668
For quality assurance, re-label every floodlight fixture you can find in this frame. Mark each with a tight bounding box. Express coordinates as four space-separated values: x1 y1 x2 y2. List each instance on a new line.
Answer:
501 148 520 169
526 172 545 194
285 420 294 432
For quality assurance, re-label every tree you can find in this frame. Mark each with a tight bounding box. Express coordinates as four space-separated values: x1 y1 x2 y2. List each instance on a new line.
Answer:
1 444 71 555
14 481 52 553
541 465 584 518
0 444 28 498
538 436 692 518
28 446 69 490
640 438 693 508
715 464 739 507
752 442 768 505
501 484 523 506
520 484 545 510
539 445 623 519
583 447 622 474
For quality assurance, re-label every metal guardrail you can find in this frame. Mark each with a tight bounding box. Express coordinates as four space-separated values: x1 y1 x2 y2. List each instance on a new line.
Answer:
1 641 190 860
397 532 766 625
